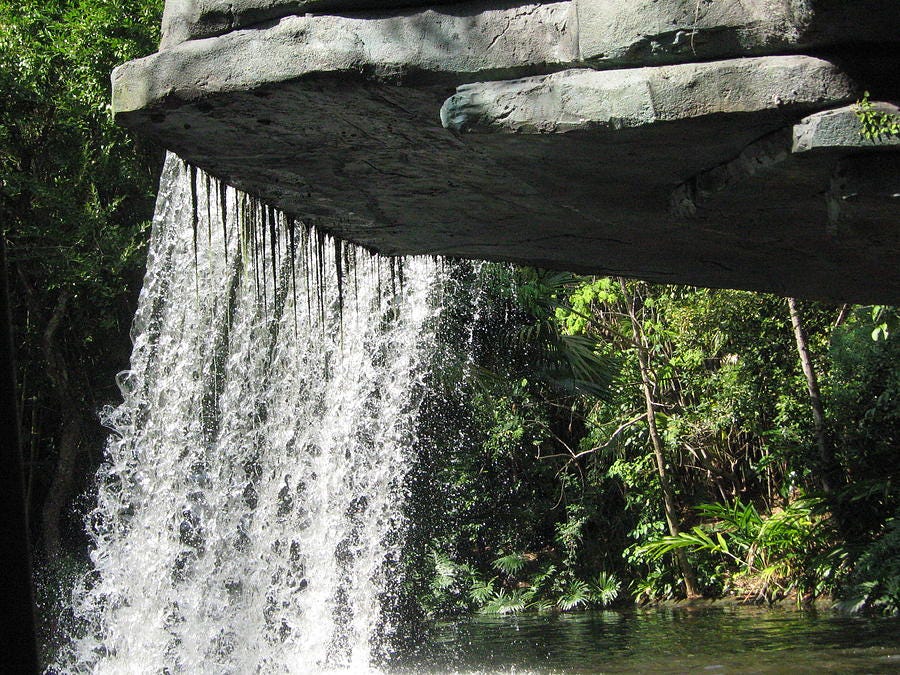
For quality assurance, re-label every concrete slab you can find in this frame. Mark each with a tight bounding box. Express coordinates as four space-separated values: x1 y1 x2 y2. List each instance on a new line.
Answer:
576 0 900 68
113 51 899 302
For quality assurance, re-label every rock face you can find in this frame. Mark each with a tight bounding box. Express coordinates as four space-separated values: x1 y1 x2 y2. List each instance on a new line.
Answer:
114 0 900 302
440 57 854 133
159 0 474 48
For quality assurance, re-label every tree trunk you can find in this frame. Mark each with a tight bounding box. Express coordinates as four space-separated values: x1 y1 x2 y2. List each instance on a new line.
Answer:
39 292 86 558
1 232 40 671
621 280 700 598
40 414 83 559
786 297 841 496
17 271 86 558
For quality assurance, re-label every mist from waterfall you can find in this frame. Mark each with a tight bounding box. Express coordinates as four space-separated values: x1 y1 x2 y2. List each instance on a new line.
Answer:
58 153 454 673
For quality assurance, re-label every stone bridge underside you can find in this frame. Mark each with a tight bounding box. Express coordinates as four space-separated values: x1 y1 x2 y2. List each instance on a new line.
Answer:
113 0 900 302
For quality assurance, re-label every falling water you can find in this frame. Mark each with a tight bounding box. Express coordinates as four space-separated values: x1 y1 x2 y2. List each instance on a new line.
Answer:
60 154 449 673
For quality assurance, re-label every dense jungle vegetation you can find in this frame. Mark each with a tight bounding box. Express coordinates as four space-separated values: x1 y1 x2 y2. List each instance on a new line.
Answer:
404 266 899 620
2 0 898 663
1 0 165 654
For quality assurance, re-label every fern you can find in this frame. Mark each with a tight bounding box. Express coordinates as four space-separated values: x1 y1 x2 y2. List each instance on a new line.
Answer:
530 563 558 592
529 598 556 613
431 551 458 590
639 497 824 600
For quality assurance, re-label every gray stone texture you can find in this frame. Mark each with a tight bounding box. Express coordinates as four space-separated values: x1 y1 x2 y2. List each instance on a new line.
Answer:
115 1 578 115
441 56 854 134
576 0 805 66
160 0 900 62
826 154 900 236
576 0 900 68
115 0 900 302
160 0 473 48
793 103 900 154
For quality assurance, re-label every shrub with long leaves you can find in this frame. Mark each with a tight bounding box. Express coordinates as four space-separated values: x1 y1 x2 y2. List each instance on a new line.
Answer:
639 497 827 602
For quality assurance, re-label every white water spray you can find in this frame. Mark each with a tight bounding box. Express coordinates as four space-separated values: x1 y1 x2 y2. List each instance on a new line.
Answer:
61 154 448 673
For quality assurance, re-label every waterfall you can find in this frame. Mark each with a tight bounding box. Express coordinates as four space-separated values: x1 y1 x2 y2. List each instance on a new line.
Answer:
60 153 449 673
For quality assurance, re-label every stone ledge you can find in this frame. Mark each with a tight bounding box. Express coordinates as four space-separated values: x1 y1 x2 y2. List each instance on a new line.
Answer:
440 56 857 134
110 50 899 303
160 0 473 48
793 102 900 154
576 0 900 68
827 155 900 235
114 1 577 116
671 129 792 218
159 0 900 69
576 0 802 67
112 1 900 302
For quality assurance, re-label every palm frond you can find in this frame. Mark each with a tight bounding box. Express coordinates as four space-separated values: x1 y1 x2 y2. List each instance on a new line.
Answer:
480 589 528 614
492 553 528 576
588 571 621 607
468 576 497 604
557 578 591 611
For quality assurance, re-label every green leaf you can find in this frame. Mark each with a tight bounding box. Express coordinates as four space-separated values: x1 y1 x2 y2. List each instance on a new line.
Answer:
492 553 528 576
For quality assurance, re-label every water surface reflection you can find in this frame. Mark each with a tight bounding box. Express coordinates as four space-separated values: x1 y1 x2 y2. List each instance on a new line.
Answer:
396 605 900 673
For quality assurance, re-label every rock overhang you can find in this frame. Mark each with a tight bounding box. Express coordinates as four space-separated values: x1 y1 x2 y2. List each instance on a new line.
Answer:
113 0 900 303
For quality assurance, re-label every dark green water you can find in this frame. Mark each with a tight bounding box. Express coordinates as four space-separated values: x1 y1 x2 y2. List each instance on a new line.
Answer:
395 606 900 674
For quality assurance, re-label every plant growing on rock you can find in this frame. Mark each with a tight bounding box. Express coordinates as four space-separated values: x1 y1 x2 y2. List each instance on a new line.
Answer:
855 92 900 140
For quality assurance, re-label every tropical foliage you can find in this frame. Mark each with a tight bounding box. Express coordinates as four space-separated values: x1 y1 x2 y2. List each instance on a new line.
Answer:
425 550 620 615
1 0 163 557
1 0 163 662
405 269 899 618
639 497 832 602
